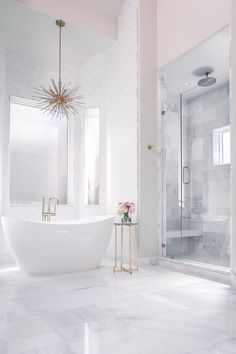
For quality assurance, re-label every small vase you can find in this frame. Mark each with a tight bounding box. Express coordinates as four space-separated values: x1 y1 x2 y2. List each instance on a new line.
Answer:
122 213 131 223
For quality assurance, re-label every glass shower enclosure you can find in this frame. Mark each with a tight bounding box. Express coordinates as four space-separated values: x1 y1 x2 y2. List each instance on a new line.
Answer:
160 27 230 268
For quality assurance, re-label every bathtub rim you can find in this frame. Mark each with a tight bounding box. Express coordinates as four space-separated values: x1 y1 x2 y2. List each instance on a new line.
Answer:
1 214 114 226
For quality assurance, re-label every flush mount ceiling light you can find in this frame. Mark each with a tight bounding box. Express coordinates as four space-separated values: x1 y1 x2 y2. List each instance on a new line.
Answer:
34 20 84 119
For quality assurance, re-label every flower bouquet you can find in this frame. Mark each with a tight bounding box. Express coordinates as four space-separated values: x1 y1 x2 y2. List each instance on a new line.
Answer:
117 202 135 223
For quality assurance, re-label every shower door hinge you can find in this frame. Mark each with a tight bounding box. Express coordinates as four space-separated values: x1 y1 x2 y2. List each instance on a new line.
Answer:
161 110 166 116
162 243 166 248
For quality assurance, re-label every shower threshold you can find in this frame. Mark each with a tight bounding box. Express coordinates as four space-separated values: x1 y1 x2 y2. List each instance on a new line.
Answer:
158 256 230 284
169 257 229 272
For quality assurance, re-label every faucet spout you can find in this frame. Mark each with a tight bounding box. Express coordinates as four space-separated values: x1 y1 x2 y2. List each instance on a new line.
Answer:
48 198 59 214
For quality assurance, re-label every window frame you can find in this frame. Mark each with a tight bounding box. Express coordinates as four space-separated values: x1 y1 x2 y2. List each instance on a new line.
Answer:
84 107 101 206
213 125 230 166
9 96 75 207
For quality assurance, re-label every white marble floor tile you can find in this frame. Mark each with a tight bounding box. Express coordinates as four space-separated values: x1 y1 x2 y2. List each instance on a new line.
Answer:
23 293 84 314
0 297 37 325
189 337 236 353
0 265 236 354
68 326 187 354
17 341 76 354
52 274 107 291
105 294 186 321
13 279 71 299
0 337 8 354
42 305 124 342
0 318 61 354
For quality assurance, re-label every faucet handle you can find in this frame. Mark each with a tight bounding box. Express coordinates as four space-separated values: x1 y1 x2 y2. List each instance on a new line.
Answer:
42 196 46 213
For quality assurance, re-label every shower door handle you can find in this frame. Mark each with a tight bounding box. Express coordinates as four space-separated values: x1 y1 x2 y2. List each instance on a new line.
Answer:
183 166 190 184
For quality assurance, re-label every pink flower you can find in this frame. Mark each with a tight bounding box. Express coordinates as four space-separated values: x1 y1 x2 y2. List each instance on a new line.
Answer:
128 203 135 214
117 202 135 215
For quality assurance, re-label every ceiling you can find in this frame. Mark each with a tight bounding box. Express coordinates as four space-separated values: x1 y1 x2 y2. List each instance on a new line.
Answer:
79 0 123 17
0 0 123 67
160 26 230 99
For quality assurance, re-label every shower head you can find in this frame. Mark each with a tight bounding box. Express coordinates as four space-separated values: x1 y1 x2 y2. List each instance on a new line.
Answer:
198 72 217 87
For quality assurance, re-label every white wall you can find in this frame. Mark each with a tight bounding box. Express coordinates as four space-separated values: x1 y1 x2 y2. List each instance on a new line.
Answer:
3 50 80 222
231 0 236 287
138 0 159 257
0 34 5 215
0 0 138 263
157 0 231 68
17 0 118 40
0 34 11 265
78 0 138 214
78 0 138 258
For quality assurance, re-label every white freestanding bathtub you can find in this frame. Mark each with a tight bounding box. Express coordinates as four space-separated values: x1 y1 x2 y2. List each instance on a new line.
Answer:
1 215 114 275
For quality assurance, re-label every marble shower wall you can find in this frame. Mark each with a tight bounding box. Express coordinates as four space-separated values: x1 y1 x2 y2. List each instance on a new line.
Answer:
187 83 230 267
162 102 181 232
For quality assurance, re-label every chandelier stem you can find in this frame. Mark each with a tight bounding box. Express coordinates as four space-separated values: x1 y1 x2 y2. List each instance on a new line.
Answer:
59 22 62 85
56 19 65 91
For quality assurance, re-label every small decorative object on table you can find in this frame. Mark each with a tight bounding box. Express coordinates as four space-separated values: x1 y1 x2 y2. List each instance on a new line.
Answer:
117 201 135 223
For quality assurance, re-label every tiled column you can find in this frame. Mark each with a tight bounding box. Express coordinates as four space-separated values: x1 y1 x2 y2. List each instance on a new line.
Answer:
231 0 236 287
138 0 159 257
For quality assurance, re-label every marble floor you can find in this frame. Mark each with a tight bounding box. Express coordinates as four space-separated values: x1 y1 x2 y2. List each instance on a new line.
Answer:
0 265 236 354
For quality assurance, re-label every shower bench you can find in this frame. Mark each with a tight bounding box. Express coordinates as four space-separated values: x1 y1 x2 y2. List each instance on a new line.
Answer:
166 230 203 239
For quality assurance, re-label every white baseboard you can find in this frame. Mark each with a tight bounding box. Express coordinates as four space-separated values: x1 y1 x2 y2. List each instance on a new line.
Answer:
138 256 159 266
231 272 236 287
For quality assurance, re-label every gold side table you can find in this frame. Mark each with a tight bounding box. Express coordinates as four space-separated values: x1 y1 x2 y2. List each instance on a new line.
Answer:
113 222 138 274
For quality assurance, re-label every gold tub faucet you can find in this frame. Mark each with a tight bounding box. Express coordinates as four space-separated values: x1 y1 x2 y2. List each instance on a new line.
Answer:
42 197 59 222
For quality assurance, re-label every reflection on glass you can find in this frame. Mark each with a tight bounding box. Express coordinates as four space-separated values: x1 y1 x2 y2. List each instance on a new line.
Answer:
10 98 68 204
213 125 230 165
223 130 230 164
84 108 100 205
84 322 90 354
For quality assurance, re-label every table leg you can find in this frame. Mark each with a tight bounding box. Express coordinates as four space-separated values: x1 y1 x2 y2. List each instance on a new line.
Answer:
121 223 123 269
129 225 132 273
114 225 117 271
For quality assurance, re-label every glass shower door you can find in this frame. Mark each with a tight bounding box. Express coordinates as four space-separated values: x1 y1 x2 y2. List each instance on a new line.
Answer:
181 82 230 267
160 26 230 268
161 92 183 260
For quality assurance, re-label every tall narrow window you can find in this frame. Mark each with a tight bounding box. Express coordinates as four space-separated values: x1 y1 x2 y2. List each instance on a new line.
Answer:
84 108 100 205
9 97 69 204
213 125 230 165
222 129 230 164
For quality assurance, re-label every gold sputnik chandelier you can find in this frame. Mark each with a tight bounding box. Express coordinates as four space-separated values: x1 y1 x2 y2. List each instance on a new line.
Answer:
34 20 84 119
